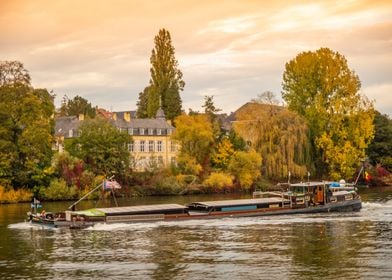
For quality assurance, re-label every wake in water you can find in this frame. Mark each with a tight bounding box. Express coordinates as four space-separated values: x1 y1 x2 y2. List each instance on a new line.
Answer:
8 199 392 231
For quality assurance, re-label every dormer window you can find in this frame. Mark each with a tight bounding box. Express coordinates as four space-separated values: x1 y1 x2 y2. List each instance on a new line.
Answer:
157 129 162 135
148 128 154 135
140 128 145 135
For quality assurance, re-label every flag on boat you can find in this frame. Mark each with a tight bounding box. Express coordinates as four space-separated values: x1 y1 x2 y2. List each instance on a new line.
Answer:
103 179 121 190
31 198 42 209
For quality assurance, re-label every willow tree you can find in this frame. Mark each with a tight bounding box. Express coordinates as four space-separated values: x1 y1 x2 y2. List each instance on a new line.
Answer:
282 48 374 179
233 102 311 179
137 29 185 121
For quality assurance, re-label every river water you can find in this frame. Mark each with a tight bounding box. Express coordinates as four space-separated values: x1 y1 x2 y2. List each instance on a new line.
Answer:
1 188 392 280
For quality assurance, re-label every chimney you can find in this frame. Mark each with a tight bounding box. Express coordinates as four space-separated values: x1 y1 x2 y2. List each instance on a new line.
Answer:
124 112 131 122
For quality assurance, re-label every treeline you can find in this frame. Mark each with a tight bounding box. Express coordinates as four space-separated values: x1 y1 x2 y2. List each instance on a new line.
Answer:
1 30 392 203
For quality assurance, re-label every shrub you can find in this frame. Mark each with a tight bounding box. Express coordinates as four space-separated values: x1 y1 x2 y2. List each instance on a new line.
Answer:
40 179 78 200
0 186 33 203
154 176 182 195
203 172 233 192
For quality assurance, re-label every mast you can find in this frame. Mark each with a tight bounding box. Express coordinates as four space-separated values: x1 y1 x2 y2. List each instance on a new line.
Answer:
68 175 114 210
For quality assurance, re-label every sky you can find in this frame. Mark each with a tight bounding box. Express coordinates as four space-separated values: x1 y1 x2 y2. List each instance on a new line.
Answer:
1 0 391 115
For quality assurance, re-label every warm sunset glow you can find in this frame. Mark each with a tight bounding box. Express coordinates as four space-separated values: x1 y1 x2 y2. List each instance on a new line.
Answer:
0 0 391 114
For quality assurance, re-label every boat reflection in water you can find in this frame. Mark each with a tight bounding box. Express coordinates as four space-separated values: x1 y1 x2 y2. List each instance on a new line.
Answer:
27 181 361 229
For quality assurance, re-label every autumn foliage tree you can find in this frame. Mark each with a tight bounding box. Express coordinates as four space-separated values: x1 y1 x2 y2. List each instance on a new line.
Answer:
282 48 374 179
172 114 214 177
233 102 311 179
228 150 262 189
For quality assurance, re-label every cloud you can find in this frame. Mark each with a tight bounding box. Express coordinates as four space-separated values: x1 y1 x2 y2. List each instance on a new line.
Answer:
363 83 392 116
0 0 391 116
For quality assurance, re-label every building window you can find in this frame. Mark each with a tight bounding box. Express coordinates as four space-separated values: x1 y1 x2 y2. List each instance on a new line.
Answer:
157 128 162 135
148 128 153 135
167 129 172 135
148 140 154 152
140 140 145 152
140 128 145 135
128 128 133 135
170 141 176 152
128 143 134 152
157 140 163 152
69 129 73 138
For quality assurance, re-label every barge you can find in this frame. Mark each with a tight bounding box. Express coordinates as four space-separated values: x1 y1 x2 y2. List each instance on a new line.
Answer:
27 181 362 229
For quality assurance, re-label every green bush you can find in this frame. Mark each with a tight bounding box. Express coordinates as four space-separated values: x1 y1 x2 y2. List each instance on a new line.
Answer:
154 176 182 195
40 179 78 200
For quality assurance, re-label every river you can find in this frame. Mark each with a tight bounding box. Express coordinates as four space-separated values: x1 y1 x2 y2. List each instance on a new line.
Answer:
1 188 392 279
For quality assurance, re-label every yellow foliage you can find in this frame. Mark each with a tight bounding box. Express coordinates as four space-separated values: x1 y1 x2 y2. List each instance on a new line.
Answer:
228 150 262 189
0 186 33 203
203 172 233 190
212 138 234 169
173 113 214 174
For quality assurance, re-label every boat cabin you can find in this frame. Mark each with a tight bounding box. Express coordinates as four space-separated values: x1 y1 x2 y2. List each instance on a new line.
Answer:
187 197 288 214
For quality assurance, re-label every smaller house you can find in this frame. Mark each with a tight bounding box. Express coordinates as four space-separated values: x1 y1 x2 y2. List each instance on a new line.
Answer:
54 114 84 152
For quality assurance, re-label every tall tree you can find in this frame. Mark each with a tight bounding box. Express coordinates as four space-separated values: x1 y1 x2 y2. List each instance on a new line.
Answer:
367 111 392 170
67 117 131 177
59 95 96 118
136 86 150 118
137 28 185 121
282 48 374 179
0 61 31 87
0 85 55 187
